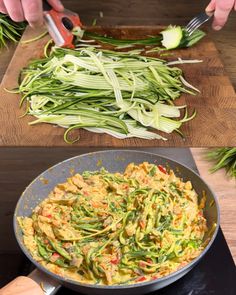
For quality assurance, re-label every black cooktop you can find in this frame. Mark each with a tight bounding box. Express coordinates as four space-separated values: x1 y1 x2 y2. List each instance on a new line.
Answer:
1 148 235 294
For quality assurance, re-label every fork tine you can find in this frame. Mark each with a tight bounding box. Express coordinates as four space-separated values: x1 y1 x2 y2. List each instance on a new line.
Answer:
186 17 200 30
187 23 203 35
185 12 212 35
186 13 207 30
187 17 210 35
186 18 202 32
186 19 201 32
186 12 209 29
186 23 201 35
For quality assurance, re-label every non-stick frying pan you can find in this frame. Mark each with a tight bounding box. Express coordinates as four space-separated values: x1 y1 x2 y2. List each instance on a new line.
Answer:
9 150 219 295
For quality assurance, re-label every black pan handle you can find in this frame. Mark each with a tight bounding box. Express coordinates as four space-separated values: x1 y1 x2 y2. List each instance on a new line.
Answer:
43 0 53 11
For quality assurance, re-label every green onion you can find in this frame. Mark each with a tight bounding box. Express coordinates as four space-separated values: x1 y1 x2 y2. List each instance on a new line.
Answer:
0 13 25 48
207 148 236 179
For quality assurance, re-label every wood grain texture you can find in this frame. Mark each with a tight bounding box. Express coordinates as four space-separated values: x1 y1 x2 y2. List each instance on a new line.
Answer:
191 148 236 264
0 25 236 147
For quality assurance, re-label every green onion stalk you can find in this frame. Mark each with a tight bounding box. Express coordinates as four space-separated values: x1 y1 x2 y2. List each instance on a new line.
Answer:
0 13 25 48
207 148 236 179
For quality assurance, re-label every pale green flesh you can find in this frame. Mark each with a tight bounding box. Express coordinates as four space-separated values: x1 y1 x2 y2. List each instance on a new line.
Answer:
161 26 183 50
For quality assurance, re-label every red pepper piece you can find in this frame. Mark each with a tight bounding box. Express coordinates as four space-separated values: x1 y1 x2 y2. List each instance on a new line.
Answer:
139 220 146 229
158 165 167 174
52 252 60 259
111 258 119 265
136 276 146 282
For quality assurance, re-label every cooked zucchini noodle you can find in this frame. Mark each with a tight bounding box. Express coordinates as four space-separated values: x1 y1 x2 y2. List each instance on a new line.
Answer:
18 162 207 285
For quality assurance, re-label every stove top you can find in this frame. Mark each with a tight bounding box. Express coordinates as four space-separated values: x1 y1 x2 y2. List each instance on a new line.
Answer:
0 148 235 294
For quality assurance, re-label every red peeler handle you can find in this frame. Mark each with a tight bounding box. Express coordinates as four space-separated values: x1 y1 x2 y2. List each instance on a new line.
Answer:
42 0 82 48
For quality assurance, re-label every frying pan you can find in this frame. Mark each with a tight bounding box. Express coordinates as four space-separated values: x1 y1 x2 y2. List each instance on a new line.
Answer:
11 150 219 295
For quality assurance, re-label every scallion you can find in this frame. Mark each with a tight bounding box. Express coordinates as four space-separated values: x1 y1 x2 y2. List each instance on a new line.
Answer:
0 13 25 48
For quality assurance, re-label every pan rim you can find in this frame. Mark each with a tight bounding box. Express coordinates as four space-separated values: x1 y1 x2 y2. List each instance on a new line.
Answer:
13 149 220 290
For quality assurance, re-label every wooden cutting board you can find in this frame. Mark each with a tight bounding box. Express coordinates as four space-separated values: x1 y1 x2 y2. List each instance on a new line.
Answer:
0 26 236 147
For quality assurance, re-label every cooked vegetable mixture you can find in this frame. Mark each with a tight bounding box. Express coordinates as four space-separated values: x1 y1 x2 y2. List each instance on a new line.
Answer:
18 162 207 285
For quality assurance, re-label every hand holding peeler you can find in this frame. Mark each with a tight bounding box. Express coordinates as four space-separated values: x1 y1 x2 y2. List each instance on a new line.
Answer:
42 0 82 48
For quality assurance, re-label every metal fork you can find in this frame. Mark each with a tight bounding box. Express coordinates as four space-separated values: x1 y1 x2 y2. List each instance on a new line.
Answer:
185 11 214 36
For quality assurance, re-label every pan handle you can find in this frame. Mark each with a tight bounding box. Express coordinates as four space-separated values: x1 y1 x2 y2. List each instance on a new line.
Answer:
28 269 61 295
0 269 61 295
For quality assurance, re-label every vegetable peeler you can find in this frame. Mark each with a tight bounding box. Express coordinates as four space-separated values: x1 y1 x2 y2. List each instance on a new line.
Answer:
43 0 82 48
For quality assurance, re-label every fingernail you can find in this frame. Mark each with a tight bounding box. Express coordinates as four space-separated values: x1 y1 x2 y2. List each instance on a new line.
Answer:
213 25 222 31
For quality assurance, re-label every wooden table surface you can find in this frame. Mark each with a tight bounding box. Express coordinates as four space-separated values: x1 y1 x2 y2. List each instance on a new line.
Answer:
191 148 236 264
0 0 235 262
2 26 236 147
1 0 236 90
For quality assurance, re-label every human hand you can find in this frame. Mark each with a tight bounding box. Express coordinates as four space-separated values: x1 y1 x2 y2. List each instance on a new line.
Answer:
206 0 236 30
0 0 64 27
